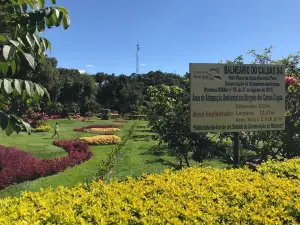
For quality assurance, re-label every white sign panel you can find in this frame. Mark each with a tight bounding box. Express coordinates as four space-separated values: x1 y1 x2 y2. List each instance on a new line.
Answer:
190 63 285 132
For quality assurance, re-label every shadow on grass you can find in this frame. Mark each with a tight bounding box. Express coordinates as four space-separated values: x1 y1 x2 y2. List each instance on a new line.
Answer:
134 129 152 133
132 134 153 141
145 158 180 169
140 145 168 156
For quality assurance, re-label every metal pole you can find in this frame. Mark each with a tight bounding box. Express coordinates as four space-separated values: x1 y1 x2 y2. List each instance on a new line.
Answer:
233 132 240 166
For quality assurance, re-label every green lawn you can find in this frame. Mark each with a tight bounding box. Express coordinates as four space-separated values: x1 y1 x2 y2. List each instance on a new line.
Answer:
0 119 228 198
108 121 228 181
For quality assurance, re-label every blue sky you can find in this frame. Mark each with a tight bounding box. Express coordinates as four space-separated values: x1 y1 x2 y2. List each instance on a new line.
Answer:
45 0 300 75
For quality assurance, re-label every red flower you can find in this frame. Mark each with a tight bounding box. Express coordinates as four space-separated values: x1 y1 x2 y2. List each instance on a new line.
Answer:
285 76 297 86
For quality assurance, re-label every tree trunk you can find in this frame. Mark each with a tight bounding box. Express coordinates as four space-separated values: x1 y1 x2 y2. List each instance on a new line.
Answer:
183 153 190 167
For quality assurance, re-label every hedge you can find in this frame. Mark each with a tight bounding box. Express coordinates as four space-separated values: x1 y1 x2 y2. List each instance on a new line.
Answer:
0 165 299 224
257 157 300 179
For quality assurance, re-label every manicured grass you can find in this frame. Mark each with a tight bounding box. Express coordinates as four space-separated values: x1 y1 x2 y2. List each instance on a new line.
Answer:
0 119 132 198
108 121 228 181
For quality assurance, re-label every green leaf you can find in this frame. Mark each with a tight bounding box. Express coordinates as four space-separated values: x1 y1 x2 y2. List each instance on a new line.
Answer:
33 89 40 102
62 14 71 29
0 79 3 89
50 0 56 4
3 45 11 60
26 34 34 50
45 38 52 53
38 19 46 32
24 80 33 97
21 119 31 135
38 0 44 8
26 0 34 8
28 81 35 96
5 119 14 136
45 7 53 18
14 79 22 95
0 35 6 43
21 3 27 12
18 0 25 4
15 54 21 73
11 115 22 134
3 79 13 94
43 87 51 102
10 60 16 74
55 8 60 19
10 0 18 5
23 53 35 69
10 40 20 47
0 111 9 130
33 34 41 47
57 6 68 14
35 83 44 97
21 88 30 102
0 62 9 75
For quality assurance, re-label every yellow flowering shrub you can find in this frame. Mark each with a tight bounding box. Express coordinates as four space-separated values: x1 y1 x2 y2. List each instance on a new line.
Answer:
257 157 300 179
79 135 121 145
84 128 120 133
32 124 51 132
0 167 300 224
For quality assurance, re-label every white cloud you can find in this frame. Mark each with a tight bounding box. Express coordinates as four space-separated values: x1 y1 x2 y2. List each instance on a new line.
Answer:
141 64 146 66
85 65 95 68
79 70 86 74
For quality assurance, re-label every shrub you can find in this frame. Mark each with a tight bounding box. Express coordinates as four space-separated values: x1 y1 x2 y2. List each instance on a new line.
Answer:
39 112 49 121
0 166 299 224
22 109 44 128
73 113 81 120
0 141 92 189
50 114 59 119
79 135 121 145
257 157 300 179
32 124 51 132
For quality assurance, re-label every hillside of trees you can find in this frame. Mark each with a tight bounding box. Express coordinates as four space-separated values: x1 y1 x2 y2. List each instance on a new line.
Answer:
0 55 187 117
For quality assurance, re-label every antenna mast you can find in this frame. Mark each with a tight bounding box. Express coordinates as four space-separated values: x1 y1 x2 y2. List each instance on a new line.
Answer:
136 43 140 74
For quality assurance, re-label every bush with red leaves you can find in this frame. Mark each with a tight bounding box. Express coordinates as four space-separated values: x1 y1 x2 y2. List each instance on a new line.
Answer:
73 124 121 132
0 140 92 189
50 115 59 119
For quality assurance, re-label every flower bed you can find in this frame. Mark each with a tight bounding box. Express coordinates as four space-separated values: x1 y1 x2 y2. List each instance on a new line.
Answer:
85 128 120 134
0 140 92 189
32 124 51 132
74 125 121 132
0 165 299 224
79 135 121 145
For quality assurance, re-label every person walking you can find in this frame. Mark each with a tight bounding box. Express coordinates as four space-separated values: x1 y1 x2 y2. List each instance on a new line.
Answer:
51 122 59 139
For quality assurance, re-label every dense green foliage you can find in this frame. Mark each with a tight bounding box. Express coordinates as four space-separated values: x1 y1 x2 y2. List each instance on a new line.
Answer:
0 0 70 135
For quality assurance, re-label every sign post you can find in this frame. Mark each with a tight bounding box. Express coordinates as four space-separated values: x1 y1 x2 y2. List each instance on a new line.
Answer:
189 63 285 166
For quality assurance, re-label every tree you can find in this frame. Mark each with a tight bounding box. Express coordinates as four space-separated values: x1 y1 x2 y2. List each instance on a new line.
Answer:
218 47 300 164
146 84 212 167
0 0 70 135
